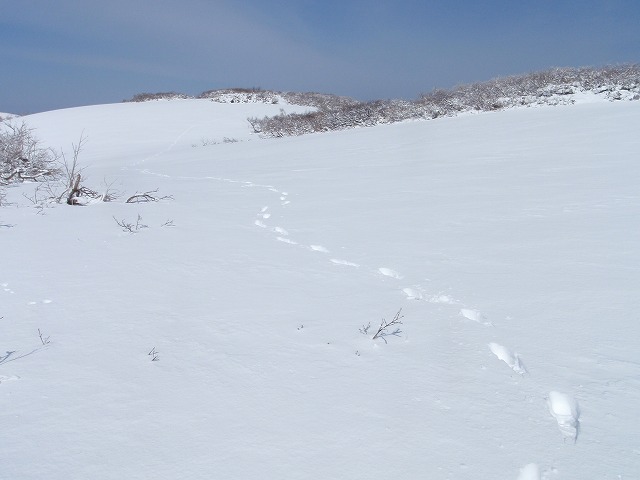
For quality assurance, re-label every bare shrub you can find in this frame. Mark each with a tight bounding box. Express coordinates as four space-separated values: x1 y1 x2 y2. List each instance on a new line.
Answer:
40 135 120 206
55 134 97 205
124 92 193 102
114 214 148 233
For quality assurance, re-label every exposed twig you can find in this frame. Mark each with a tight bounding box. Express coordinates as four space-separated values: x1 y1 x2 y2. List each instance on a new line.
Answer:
135 214 148 230
113 216 135 233
148 347 159 361
113 214 147 233
38 328 51 345
126 188 173 203
99 179 121 202
371 309 404 343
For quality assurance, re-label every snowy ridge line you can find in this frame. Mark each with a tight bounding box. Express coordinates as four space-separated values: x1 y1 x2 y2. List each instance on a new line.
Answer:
122 65 640 138
250 65 640 136
124 88 357 111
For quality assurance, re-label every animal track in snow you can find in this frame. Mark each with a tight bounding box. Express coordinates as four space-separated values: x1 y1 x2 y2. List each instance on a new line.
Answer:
517 464 541 480
27 299 53 305
488 342 527 375
273 227 289 236
378 267 403 279
330 259 360 267
261 213 271 219
260 206 269 213
2 283 15 294
547 391 580 443
0 375 20 384
402 287 456 304
279 192 290 205
254 220 267 228
460 308 493 326
402 287 424 300
428 294 456 304
310 245 330 253
277 237 298 245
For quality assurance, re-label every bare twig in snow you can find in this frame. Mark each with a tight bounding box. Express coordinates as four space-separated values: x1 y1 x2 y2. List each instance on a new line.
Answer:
38 328 51 345
371 309 404 343
126 188 173 203
148 347 159 361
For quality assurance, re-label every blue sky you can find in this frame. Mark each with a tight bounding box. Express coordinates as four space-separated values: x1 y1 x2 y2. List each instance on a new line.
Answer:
1 0 639 113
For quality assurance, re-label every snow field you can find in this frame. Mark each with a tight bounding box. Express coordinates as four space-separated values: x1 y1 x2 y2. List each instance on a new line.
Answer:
1 98 639 479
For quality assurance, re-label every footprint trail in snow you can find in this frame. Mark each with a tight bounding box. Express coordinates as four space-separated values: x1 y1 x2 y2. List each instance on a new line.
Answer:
378 267 403 279
330 259 360 267
547 391 580 443
140 163 582 460
460 308 493 327
488 342 527 375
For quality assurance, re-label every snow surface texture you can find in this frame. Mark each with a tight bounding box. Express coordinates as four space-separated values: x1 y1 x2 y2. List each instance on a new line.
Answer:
1 97 639 479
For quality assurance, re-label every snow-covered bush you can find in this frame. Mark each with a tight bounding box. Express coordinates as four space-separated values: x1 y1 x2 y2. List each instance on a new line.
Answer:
198 87 279 104
250 64 640 137
0 120 59 184
418 64 640 112
124 92 193 102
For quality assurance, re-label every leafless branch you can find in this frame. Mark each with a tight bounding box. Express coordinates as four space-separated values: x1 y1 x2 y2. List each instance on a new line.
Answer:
113 216 135 233
38 328 51 345
135 214 148 230
372 309 404 343
359 323 371 335
148 347 159 361
126 188 173 203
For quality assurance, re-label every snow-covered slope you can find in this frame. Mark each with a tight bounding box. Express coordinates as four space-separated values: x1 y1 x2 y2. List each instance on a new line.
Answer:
1 98 639 479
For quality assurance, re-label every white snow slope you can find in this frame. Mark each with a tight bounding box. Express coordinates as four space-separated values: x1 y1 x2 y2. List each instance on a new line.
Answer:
1 98 639 479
